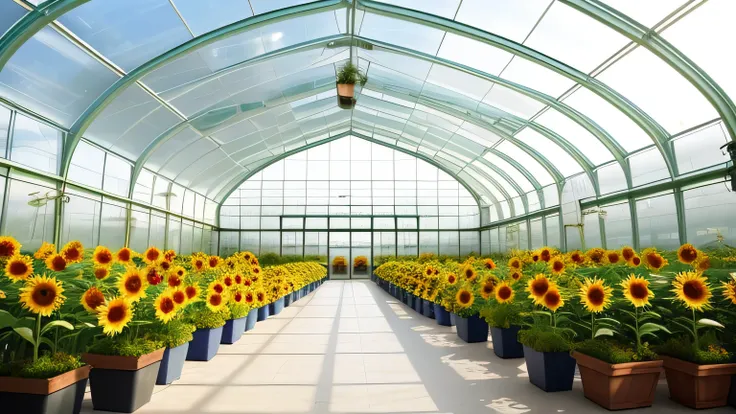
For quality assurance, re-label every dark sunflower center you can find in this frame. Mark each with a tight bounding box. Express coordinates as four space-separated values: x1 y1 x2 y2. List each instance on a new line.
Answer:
553 261 564 272
0 241 16 257
532 279 549 296
160 298 175 314
118 250 131 261
683 280 704 300
107 305 126 323
64 248 80 260
448 275 456 283
235 293 243 302
185 286 197 299
51 256 66 271
85 292 105 309
147 250 160 261
32 285 55 306
633 257 641 265
209 294 222 306
512 272 521 280
214 284 223 294
646 253 663 269
608 253 620 263
246 293 254 302
173 291 186 304
541 250 551 262
511 260 519 268
257 293 265 301
9 261 28 275
125 276 142 293
459 291 471 304
680 247 698 263
590 252 603 263
168 275 181 287
94 268 108 279
544 291 561 307
483 284 494 294
629 282 649 299
587 287 605 306
209 258 218 267
224 278 232 286
497 286 512 300
622 248 634 261
195 260 203 268
465 269 474 278
96 251 112 264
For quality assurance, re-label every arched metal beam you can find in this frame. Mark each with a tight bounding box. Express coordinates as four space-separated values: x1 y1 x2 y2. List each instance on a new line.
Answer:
0 0 90 70
561 0 736 142
357 0 675 176
488 149 543 191
60 0 346 178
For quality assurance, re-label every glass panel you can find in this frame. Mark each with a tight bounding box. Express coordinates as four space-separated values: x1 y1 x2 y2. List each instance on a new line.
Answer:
167 217 181 251
437 33 513 77
180 221 194 255
602 202 633 248
374 0 461 19
68 141 105 188
495 142 554 186
0 105 9 157
629 147 670 187
515 128 583 177
583 212 602 248
636 193 680 250
419 231 438 254
439 231 459 258
501 57 576 98
129 208 150 252
304 231 327 258
359 13 445 55
249 0 314 15
3 177 56 251
58 0 192 71
149 213 167 248
103 153 132 197
534 108 614 165
455 0 550 44
10 114 61 174
481 153 534 192
545 214 560 248
596 47 718 134
482 84 547 120
0 2 26 38
684 182 736 248
99 198 127 250
62 189 101 247
530 218 543 249
171 0 253 36
597 163 627 195
601 0 687 27
219 232 239 256
0 27 119 127
673 122 730 174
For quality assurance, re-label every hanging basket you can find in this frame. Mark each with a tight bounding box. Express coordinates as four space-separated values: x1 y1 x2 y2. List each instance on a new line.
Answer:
337 83 356 109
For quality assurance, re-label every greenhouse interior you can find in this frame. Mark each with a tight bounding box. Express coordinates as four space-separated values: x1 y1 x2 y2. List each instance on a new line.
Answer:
1 0 736 413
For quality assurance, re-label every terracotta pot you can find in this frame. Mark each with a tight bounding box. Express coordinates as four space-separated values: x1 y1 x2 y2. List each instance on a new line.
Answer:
337 83 355 98
662 356 736 409
572 351 662 410
0 365 90 414
82 348 165 371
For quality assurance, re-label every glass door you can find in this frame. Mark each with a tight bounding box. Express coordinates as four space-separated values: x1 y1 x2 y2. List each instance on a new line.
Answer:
329 232 350 280
350 232 371 279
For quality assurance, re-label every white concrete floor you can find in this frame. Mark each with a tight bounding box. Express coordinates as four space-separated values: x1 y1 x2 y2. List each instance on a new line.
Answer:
80 280 733 413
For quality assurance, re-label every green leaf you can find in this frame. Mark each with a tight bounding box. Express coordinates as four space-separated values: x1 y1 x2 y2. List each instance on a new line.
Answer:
639 322 671 335
39 337 55 352
594 328 615 338
0 309 17 329
40 320 74 335
13 327 35 346
596 318 621 325
697 318 725 329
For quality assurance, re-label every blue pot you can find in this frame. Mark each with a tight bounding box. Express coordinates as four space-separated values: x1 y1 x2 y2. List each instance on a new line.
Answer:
221 317 247 344
269 297 285 315
284 293 292 307
186 326 223 361
450 313 456 325
156 342 189 385
414 297 423 313
490 326 524 358
434 304 452 326
245 309 257 331
522 345 576 392
257 305 270 321
455 314 489 343
422 300 435 319
406 293 415 309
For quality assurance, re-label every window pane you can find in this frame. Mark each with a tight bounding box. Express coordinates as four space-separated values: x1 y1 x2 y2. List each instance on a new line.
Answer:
68 141 105 189
11 114 61 174
684 182 736 248
636 193 679 250
602 202 633 248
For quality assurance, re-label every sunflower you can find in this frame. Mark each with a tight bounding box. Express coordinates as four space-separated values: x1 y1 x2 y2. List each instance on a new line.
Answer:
60 241 84 264
693 256 711 271
568 250 585 265
97 297 133 336
605 250 621 265
586 248 605 266
208 256 220 269
184 284 201 302
81 286 106 313
154 292 178 323
621 246 635 262
672 271 711 311
548 256 565 275
532 254 540 262
223 275 234 288
542 287 564 312
192 256 205 272
677 243 700 264
252 266 261 276
143 247 161 264
172 265 186 278
19 275 65 316
455 288 474 308
4 254 33 282
620 274 654 308
578 277 612 313
461 265 477 282
642 248 668 271
509 271 522 282
527 274 553 305
160 261 171 271
93 266 110 280
539 248 552 263
495 282 514 304
45 254 67 272
118 268 148 302
171 288 188 307
116 247 133 264
234 274 243 285
243 277 253 287
206 292 226 312
33 242 55 260
722 280 736 305
424 266 436 277
145 266 162 286
164 250 176 263
0 236 21 259
627 255 642 267
0 290 5 299
93 246 113 267
446 273 457 285
256 290 266 303
480 279 496 300
231 290 244 304
245 292 255 304
483 259 496 270
508 257 522 270
208 280 225 295
167 272 182 288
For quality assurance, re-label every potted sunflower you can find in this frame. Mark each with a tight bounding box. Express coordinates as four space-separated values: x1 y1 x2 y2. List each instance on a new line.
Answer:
332 256 347 275
221 283 254 344
353 255 369 275
657 270 736 409
0 239 90 414
185 279 228 361
482 280 525 358
452 264 488 343
433 270 457 326
572 274 668 410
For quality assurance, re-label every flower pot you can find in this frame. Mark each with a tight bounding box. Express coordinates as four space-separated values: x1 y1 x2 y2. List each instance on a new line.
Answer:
186 326 223 361
450 313 456 325
337 83 355 98
405 293 415 309
455 314 489 343
245 308 257 332
414 297 424 314
662 356 736 409
573 351 662 410
434 304 452 326
0 365 90 414
422 300 435 319
523 345 576 392
269 296 285 315
257 305 270 321
490 326 524 359
156 342 189 385
83 349 164 413
221 317 247 344
284 293 292 307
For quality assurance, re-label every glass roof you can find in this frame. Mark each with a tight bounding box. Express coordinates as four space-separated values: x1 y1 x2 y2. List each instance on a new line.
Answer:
0 0 733 214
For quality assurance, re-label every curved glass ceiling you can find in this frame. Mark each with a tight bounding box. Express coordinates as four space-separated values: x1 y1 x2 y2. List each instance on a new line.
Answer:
0 0 733 214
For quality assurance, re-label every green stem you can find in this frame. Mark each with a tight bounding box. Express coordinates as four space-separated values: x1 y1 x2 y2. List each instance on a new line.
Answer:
552 312 556 328
591 313 595 340
635 307 641 350
692 308 699 351
33 313 41 362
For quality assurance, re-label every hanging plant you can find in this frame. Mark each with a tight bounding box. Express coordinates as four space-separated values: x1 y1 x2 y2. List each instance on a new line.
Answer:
336 63 367 109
